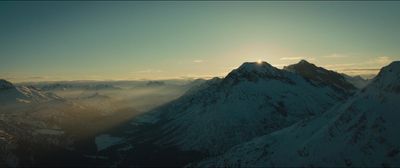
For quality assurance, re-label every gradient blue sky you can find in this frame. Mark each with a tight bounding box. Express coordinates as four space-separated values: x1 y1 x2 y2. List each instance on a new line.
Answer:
1 1 399 82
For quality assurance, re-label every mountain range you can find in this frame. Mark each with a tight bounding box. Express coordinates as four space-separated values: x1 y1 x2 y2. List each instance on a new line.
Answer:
1 59 397 167
84 60 394 167
124 60 357 155
198 61 400 167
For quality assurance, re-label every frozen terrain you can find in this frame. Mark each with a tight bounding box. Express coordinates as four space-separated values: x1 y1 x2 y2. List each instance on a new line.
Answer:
198 61 400 167
0 78 205 166
1 61 398 167
125 60 357 155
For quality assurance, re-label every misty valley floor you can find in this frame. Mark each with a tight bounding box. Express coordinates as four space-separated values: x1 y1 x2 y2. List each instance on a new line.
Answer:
30 124 205 167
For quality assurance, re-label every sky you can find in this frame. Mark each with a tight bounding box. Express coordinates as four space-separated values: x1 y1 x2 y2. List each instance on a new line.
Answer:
1 1 400 82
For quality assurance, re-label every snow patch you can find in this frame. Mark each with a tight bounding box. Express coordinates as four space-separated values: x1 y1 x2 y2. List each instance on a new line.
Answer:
95 134 122 151
117 144 133 151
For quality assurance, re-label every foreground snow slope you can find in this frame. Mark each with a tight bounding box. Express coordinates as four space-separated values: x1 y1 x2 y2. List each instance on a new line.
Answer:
132 61 356 154
199 61 400 167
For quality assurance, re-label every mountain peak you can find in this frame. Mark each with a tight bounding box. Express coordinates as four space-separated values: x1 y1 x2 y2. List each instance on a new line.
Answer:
283 60 320 74
370 61 400 92
298 59 312 65
284 61 356 92
380 61 400 74
222 61 286 84
287 59 317 69
236 61 276 73
0 79 14 90
374 61 400 80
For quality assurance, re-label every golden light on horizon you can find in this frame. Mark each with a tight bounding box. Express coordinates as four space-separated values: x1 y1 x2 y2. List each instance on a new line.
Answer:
257 59 262 64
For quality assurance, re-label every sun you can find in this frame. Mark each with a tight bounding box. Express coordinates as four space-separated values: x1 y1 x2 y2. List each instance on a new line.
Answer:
257 59 262 64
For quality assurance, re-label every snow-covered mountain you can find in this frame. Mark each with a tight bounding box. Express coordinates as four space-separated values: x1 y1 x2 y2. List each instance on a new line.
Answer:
145 81 165 87
199 61 400 167
0 79 14 90
284 60 357 94
0 80 63 108
39 83 121 91
0 79 93 166
343 74 370 89
127 61 356 155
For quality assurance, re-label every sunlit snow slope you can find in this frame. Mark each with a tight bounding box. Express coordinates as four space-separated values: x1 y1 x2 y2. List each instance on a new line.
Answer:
199 61 400 167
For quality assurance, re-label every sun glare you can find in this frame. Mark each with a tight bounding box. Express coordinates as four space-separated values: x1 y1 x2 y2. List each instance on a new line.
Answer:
257 59 262 64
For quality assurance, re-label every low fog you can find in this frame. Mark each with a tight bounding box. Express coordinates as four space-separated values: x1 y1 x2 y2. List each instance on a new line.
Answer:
0 79 206 166
26 80 204 135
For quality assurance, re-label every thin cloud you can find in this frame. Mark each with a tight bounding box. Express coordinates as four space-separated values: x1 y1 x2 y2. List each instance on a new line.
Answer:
323 63 356 68
179 74 217 80
375 56 392 65
357 56 393 67
280 57 315 61
26 76 49 80
193 60 204 63
280 57 305 60
324 53 348 58
133 69 164 74
325 56 393 71
341 68 380 71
